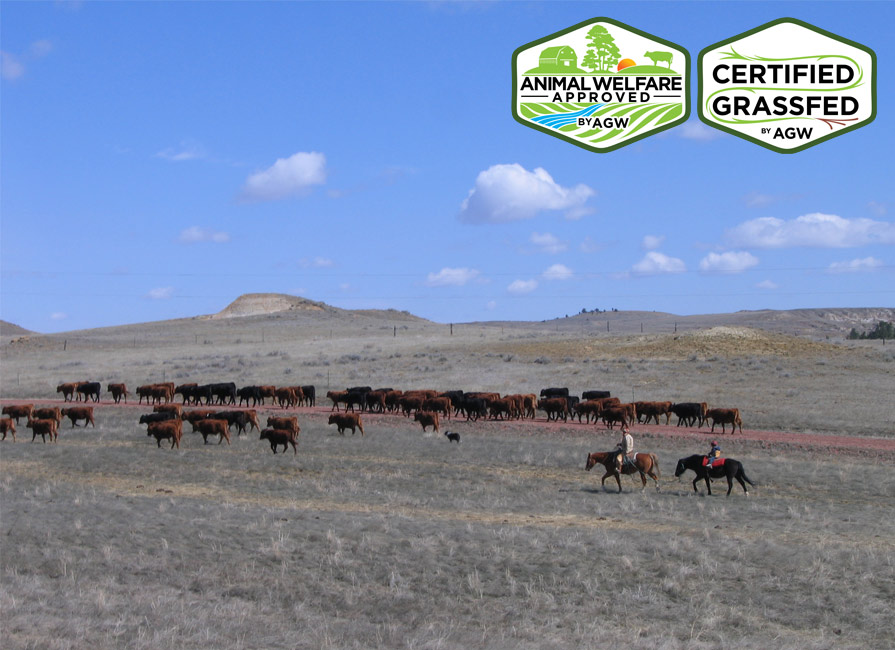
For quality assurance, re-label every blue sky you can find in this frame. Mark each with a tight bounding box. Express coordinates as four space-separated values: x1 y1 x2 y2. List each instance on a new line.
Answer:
2 1 892 333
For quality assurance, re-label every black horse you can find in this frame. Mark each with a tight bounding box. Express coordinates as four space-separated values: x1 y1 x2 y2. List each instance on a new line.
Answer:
674 454 756 496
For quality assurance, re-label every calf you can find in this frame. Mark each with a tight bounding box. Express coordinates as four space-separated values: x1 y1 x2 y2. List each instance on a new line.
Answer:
61 406 95 428
635 401 672 425
413 411 440 433
147 419 183 448
705 408 743 434
211 410 249 435
572 400 603 423
328 413 364 436
153 404 183 417
27 418 58 443
672 402 706 427
260 428 298 455
1 417 17 442
196 419 231 445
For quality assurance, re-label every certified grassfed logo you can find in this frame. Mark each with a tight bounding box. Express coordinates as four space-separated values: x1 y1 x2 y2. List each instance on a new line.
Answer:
512 18 690 153
699 18 876 153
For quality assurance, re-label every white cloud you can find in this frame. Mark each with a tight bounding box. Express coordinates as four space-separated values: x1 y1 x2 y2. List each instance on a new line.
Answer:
425 267 480 287
507 279 538 294
178 226 230 244
156 141 205 161
147 287 174 300
699 251 759 273
459 163 594 224
642 235 665 250
50 312 67 320
828 257 884 273
678 121 723 141
1 52 24 80
530 232 567 254
299 256 334 268
241 151 326 201
580 236 603 254
756 280 778 290
632 252 686 275
867 201 887 216
486 300 497 310
726 213 895 248
543 264 573 281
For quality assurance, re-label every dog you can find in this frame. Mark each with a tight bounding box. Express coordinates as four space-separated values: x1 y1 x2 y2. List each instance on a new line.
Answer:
444 430 460 444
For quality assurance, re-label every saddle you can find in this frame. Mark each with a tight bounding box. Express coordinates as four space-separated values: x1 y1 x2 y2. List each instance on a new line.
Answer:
702 456 726 468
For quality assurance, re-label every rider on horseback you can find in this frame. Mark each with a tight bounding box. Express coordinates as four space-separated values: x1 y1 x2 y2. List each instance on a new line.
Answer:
615 423 635 473
706 440 721 468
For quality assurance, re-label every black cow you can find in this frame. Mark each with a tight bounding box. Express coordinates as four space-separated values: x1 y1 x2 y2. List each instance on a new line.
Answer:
671 402 705 427
211 410 249 435
582 390 611 400
209 382 236 405
461 397 488 422
301 385 316 407
540 387 569 399
76 382 102 403
237 386 262 407
139 412 177 425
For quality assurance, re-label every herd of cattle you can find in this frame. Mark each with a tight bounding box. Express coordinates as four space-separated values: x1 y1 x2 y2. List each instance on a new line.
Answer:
0 379 743 450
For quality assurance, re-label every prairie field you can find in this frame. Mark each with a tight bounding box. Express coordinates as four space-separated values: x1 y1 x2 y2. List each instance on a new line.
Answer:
1 304 894 649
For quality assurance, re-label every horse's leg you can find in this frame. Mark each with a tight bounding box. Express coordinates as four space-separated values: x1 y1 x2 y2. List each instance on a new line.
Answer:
615 472 622 493
600 470 612 490
704 474 713 495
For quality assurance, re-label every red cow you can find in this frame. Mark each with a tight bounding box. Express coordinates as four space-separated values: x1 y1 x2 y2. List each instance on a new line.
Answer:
328 413 364 436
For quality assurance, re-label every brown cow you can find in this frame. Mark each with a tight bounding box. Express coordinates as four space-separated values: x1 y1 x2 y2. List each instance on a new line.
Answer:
196 419 231 445
154 404 183 417
107 383 128 404
537 398 569 422
573 400 604 423
421 397 451 420
266 416 300 436
260 428 298 455
275 387 298 408
635 401 672 425
147 419 183 448
328 413 364 436
413 411 440 433
326 390 349 411
27 418 58 443
2 404 34 424
61 407 95 428
705 408 743 434
245 409 260 432
258 385 277 405
56 383 77 402
1 417 17 442
601 407 628 430
398 395 424 416
33 407 62 426
286 386 305 406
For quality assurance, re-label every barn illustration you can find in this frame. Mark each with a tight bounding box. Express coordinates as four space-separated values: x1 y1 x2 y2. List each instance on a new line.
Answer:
538 46 578 72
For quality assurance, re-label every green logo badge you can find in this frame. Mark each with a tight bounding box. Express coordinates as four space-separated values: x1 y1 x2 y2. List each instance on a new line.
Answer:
512 18 690 153
698 18 877 153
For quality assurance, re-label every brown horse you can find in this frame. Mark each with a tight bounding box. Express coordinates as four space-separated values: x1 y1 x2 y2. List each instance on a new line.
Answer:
585 451 661 492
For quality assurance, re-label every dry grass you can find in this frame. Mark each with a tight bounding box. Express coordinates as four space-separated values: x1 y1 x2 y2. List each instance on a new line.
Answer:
1 308 894 648
1 406 893 649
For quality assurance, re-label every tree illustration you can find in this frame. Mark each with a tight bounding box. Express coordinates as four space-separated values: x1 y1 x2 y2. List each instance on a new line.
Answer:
581 50 599 73
585 25 620 72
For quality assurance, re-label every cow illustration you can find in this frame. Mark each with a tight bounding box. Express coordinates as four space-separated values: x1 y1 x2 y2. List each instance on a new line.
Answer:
644 51 673 68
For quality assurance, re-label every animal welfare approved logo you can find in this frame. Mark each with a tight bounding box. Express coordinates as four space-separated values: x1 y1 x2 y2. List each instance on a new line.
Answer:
512 17 690 153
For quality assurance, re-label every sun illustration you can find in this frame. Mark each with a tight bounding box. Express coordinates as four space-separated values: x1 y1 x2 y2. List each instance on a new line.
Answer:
617 58 636 71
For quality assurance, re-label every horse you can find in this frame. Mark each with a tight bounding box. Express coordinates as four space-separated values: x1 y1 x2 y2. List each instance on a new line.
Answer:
674 454 756 496
585 451 660 493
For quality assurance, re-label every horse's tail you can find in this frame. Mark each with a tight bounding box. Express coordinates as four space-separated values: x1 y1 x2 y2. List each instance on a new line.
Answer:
650 453 660 478
738 463 756 487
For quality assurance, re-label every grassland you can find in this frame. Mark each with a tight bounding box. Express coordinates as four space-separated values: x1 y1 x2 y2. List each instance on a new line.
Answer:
1 305 894 648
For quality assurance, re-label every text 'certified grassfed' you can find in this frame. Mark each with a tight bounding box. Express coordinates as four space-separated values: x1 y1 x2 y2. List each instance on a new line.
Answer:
698 18 876 153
